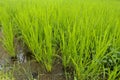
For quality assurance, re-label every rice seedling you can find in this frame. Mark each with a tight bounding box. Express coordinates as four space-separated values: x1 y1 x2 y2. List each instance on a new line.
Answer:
0 71 15 80
0 6 15 57
10 1 55 71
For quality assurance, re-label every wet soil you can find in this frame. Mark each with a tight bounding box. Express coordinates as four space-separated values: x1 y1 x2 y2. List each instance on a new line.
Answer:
13 59 66 80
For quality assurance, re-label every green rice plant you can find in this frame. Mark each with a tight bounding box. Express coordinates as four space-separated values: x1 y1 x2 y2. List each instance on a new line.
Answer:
0 6 15 56
108 65 120 80
12 1 54 71
0 71 15 80
59 1 120 80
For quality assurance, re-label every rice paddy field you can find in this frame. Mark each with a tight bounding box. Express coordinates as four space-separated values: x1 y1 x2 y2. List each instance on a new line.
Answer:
0 0 120 80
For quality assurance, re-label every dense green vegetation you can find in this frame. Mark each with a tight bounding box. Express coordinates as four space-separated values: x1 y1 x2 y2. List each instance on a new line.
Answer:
0 0 120 80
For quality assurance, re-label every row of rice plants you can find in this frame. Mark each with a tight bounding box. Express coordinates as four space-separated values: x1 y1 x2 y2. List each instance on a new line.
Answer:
0 0 120 79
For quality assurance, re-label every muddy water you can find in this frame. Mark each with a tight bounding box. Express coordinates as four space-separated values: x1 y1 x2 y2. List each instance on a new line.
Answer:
0 31 66 80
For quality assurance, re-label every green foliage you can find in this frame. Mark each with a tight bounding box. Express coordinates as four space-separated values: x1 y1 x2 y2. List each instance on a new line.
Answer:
0 7 15 56
0 71 15 80
0 0 120 79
